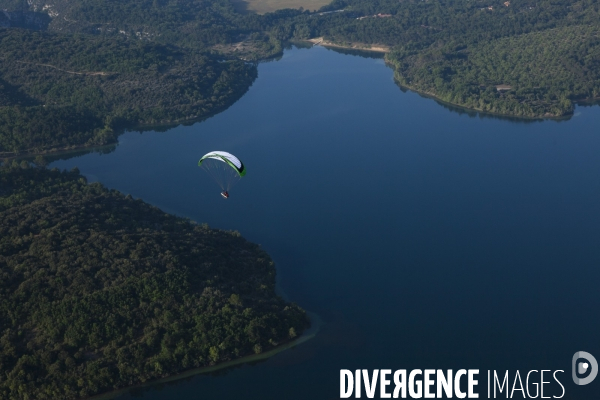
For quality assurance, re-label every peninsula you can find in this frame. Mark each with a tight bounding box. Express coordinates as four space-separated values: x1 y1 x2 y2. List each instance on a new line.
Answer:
0 162 309 399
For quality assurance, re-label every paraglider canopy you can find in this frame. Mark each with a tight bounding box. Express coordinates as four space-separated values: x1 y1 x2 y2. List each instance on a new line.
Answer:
198 151 246 177
198 151 246 196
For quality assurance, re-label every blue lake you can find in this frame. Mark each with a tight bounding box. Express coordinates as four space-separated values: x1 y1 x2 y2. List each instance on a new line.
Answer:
51 46 600 399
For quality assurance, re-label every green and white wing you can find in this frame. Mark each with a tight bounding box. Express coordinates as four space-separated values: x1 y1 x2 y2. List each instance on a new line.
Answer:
198 151 246 177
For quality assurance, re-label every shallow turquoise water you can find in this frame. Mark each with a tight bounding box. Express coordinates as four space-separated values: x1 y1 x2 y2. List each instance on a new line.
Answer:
51 46 600 399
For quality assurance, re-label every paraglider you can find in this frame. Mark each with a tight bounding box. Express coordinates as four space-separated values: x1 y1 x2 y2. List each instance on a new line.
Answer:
198 151 245 198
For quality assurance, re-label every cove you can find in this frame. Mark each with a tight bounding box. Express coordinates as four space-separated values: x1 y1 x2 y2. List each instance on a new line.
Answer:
50 46 600 399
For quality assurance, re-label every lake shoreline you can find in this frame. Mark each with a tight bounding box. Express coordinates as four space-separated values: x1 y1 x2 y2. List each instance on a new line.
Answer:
4 43 595 163
390 76 578 121
84 312 322 400
281 40 587 122
0 79 253 161
306 37 390 53
0 112 227 161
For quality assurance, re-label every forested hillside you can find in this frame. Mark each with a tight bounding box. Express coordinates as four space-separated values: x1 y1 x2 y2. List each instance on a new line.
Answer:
0 0 287 156
389 25 600 117
1 0 241 45
0 163 309 399
272 0 600 117
0 29 257 155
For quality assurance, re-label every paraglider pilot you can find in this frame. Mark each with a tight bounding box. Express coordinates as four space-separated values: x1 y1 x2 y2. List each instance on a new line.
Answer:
198 151 245 200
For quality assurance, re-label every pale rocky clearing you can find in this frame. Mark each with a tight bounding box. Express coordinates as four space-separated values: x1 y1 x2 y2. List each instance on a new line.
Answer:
231 0 332 14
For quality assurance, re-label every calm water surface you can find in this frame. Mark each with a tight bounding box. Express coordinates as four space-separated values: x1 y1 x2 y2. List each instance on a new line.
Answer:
51 46 600 399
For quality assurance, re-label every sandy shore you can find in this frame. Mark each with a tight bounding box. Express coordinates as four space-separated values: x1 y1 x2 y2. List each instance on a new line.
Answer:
307 37 390 53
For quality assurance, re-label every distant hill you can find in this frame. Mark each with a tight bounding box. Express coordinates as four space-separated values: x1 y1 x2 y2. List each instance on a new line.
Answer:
0 0 239 45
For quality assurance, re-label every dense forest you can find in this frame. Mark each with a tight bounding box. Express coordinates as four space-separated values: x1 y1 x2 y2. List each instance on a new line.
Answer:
0 28 258 155
389 24 600 117
0 162 309 399
0 0 293 156
1 0 248 46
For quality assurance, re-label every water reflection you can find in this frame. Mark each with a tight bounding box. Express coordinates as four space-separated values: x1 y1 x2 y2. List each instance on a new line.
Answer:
323 46 386 59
